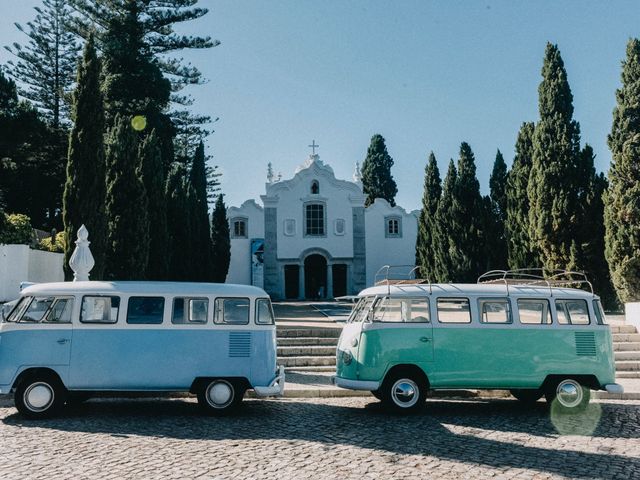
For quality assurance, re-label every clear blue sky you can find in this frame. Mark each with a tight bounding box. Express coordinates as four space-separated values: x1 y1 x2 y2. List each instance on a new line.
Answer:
1 1 639 211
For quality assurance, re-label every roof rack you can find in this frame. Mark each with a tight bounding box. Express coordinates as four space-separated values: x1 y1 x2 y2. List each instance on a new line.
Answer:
477 269 594 297
374 265 432 295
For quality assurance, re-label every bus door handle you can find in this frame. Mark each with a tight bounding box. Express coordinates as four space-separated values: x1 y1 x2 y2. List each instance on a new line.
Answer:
419 337 430 343
57 338 69 345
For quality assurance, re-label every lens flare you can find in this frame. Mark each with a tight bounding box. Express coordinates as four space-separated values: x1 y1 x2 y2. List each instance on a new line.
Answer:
131 115 147 131
549 400 602 435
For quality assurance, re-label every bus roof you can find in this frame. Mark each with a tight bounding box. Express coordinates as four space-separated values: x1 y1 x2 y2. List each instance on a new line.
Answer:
359 283 598 299
20 281 268 298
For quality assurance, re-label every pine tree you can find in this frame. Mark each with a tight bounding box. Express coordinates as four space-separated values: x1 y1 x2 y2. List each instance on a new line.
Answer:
415 152 441 281
104 115 149 280
5 0 79 128
210 194 230 283
62 35 107 280
433 159 457 282
506 122 536 269
605 38 640 303
139 129 168 279
189 140 213 280
165 163 193 281
361 134 398 207
486 149 508 269
528 43 582 272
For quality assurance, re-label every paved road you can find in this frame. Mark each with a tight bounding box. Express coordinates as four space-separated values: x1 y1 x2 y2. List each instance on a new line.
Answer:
1 397 639 479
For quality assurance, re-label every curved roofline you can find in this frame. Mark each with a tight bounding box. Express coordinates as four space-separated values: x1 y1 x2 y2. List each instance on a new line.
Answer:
21 281 269 297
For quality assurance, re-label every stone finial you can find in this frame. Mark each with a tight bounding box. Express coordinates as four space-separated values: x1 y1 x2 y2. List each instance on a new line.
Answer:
353 161 362 183
69 224 95 282
267 162 274 183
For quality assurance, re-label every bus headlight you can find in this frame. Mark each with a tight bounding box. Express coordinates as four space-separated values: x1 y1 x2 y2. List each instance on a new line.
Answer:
342 350 353 365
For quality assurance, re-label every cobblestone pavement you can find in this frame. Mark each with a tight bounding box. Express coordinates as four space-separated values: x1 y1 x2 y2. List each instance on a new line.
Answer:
0 397 639 479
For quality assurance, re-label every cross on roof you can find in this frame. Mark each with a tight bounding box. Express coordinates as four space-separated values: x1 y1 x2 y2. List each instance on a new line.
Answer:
308 140 319 155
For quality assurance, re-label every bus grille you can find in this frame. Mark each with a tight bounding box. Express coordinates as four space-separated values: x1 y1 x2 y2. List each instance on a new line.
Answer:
229 332 252 357
575 332 596 357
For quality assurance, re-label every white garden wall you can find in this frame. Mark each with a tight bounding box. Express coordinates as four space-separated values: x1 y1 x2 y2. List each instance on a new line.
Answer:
0 245 64 302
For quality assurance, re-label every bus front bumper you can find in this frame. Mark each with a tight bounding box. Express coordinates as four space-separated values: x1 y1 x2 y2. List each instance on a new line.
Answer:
604 383 624 394
253 366 285 397
331 375 380 391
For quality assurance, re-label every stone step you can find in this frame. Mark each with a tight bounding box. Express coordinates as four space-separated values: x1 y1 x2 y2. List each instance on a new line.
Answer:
277 337 339 347
277 328 342 338
616 371 640 378
278 346 336 357
613 342 640 352
613 333 640 342
610 325 638 334
285 366 336 372
615 361 640 371
279 356 336 367
615 351 640 361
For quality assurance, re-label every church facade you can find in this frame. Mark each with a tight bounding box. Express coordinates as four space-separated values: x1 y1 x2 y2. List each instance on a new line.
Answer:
226 152 418 300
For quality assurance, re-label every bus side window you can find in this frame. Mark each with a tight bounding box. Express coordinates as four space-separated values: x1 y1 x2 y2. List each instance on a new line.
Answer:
555 299 590 325
517 299 552 324
593 299 607 325
44 297 74 323
20 297 55 322
372 298 429 323
214 298 250 325
81 296 120 324
479 299 511 324
437 298 471 323
255 298 275 325
127 297 165 324
172 298 208 324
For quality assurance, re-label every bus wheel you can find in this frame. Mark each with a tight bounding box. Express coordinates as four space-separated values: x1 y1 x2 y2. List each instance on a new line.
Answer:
510 389 543 404
197 379 242 414
546 378 590 413
15 374 66 419
381 372 427 412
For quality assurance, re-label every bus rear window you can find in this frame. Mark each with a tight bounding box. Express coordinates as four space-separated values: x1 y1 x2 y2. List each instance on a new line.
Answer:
255 298 275 325
593 299 607 325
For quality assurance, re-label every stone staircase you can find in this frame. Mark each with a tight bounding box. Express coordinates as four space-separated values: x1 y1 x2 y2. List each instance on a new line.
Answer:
277 324 640 376
613 324 640 378
277 327 339 372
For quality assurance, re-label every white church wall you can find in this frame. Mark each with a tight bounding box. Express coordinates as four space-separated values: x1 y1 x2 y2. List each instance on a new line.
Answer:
226 200 264 284
364 199 419 288
0 245 63 302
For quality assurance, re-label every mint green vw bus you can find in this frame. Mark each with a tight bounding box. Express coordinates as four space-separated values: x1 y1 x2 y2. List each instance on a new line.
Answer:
332 269 622 412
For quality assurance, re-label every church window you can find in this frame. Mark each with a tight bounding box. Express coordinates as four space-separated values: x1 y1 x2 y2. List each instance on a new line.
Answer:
304 203 325 236
311 180 320 195
334 218 345 236
284 219 296 236
231 217 248 238
385 216 402 238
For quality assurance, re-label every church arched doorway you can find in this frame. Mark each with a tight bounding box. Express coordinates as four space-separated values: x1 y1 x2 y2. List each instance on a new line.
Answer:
304 254 327 299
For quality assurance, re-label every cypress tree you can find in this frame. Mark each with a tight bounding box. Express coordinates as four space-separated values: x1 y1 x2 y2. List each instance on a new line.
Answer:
487 149 508 270
450 142 486 281
528 43 582 272
211 194 230 283
5 0 79 128
189 140 213 280
104 115 149 280
433 159 457 282
604 38 640 303
139 129 168 280
506 122 536 269
361 134 398 207
415 152 441 281
62 35 107 279
165 163 193 281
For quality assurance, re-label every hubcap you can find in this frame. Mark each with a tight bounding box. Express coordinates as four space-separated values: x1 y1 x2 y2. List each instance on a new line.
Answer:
391 379 419 408
24 382 54 412
556 380 583 408
206 381 233 408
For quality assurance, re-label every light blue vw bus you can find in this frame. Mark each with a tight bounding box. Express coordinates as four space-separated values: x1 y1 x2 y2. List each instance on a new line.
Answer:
0 281 284 418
